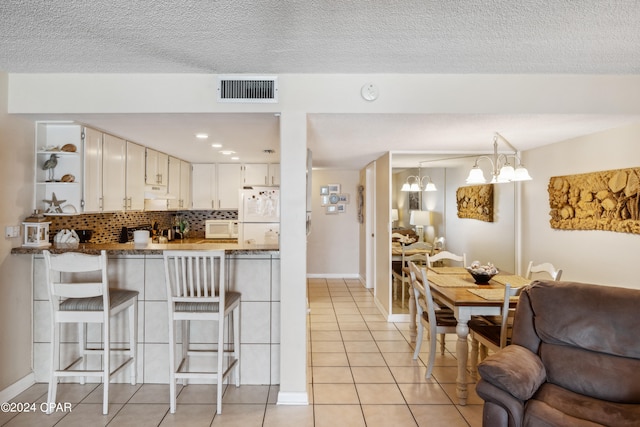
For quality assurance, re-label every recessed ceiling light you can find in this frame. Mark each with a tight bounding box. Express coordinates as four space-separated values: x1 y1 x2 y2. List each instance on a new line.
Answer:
211 143 222 148
196 133 209 139
231 156 240 160
219 150 235 155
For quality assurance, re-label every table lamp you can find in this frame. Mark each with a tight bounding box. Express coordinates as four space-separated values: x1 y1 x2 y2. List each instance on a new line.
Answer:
410 210 430 242
391 209 399 227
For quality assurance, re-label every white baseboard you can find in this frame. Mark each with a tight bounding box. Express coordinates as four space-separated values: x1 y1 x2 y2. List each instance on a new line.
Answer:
276 391 309 405
0 373 35 403
306 273 360 279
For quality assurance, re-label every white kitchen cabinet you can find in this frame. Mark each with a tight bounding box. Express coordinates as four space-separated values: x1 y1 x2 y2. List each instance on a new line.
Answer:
102 134 127 211
243 163 269 185
268 163 280 186
35 122 83 214
145 148 168 186
242 163 280 186
167 156 181 209
217 163 242 209
82 127 103 212
167 156 190 210
191 163 216 209
126 142 146 210
180 159 191 209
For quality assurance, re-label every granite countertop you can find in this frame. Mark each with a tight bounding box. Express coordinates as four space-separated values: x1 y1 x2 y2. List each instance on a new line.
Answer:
11 238 279 256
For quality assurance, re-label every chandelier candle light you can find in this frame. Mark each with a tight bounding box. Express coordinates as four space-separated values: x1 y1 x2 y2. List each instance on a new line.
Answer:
401 175 437 192
466 132 533 184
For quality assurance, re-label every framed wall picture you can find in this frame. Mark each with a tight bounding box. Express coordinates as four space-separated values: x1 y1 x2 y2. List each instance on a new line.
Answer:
338 193 350 203
337 203 346 213
326 205 338 214
328 183 341 193
320 186 329 195
320 195 329 206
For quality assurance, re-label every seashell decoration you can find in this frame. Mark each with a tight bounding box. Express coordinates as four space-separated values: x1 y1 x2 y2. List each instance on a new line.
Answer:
548 167 640 234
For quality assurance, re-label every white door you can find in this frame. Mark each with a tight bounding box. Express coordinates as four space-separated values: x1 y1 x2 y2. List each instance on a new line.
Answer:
126 142 145 211
365 162 376 290
83 127 103 212
102 134 126 211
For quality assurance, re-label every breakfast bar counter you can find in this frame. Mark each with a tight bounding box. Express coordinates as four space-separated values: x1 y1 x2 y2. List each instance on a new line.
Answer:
13 240 281 386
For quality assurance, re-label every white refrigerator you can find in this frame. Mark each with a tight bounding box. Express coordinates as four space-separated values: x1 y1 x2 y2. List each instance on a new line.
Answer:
238 187 280 245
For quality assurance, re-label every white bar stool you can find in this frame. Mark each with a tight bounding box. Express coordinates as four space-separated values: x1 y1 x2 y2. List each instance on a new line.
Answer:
43 250 138 415
163 250 241 414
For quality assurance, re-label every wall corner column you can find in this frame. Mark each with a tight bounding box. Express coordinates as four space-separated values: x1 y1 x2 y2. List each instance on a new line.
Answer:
277 111 309 405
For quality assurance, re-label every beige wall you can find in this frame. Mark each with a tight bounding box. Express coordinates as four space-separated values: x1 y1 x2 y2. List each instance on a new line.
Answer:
0 72 36 391
307 169 360 276
521 123 640 289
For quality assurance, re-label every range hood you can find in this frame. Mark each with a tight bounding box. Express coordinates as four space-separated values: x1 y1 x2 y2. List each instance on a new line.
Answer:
144 185 175 200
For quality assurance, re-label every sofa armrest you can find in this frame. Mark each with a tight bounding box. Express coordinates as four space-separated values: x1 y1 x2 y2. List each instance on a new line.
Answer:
478 344 546 401
476 380 525 427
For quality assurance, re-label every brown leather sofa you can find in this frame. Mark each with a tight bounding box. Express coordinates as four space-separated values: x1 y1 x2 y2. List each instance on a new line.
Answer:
476 280 640 427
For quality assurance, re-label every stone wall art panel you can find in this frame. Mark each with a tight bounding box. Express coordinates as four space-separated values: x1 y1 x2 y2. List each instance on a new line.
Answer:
548 167 640 234
457 184 493 222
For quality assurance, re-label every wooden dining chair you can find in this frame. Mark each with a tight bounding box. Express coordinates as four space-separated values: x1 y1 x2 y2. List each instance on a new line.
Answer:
164 250 241 414
43 250 138 415
468 283 524 381
392 242 432 308
409 261 458 379
427 250 467 268
526 261 563 281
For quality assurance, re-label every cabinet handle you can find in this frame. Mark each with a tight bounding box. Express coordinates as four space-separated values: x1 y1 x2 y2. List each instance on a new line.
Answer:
99 197 103 210
211 200 214 209
128 197 132 209
123 198 127 209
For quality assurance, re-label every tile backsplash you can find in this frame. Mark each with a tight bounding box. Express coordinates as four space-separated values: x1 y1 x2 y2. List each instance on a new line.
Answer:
46 210 238 243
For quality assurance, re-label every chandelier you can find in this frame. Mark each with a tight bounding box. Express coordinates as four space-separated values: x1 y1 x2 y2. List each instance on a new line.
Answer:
466 133 532 184
400 175 437 192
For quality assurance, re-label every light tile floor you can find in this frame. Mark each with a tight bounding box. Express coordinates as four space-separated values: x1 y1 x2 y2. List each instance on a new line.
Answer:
1 278 483 426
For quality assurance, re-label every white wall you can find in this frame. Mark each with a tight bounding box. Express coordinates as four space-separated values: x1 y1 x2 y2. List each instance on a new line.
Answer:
521 123 640 289
444 161 517 272
307 169 360 277
0 72 36 393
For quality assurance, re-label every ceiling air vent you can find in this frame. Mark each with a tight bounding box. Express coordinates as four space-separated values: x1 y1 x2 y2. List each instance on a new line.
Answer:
217 75 278 103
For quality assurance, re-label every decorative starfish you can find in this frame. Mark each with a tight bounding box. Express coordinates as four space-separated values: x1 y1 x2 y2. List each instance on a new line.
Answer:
43 192 66 214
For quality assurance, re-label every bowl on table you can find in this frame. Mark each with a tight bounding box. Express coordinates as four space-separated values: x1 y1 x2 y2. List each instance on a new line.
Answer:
75 229 93 243
466 267 498 284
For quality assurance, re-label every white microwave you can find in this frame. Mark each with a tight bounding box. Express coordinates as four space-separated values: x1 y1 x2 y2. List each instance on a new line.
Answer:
205 220 239 239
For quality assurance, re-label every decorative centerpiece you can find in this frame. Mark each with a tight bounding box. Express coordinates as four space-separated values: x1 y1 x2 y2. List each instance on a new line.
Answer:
397 234 417 245
466 261 498 284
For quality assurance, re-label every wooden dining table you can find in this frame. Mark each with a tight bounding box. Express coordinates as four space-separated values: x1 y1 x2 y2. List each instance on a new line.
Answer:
408 266 531 405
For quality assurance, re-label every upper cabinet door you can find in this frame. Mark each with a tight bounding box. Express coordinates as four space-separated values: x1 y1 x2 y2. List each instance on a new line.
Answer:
217 163 242 209
167 156 181 210
102 134 127 211
180 160 191 210
191 163 216 209
268 163 280 186
243 163 269 186
146 148 169 186
83 127 103 212
126 142 146 211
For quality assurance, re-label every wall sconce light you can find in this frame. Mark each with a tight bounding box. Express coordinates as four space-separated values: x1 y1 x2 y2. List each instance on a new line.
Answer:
466 132 532 184
409 210 431 242
401 175 437 192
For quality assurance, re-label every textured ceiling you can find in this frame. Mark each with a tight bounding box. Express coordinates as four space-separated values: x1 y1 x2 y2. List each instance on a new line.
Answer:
3 1 640 168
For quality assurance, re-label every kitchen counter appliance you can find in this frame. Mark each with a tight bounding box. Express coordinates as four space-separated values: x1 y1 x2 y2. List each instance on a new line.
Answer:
205 219 239 239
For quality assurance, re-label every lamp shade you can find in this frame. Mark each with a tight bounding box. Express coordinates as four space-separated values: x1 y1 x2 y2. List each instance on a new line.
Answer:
513 165 533 181
391 209 399 221
409 210 430 226
466 166 486 184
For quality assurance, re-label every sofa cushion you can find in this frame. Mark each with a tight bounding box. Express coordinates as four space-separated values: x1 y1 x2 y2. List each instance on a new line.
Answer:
540 342 640 404
478 345 547 401
528 281 640 359
525 383 640 427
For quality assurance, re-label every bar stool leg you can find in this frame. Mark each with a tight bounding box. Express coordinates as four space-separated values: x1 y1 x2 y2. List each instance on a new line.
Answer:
78 322 86 385
233 306 240 387
129 300 138 385
168 315 177 413
47 322 59 415
103 317 110 415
